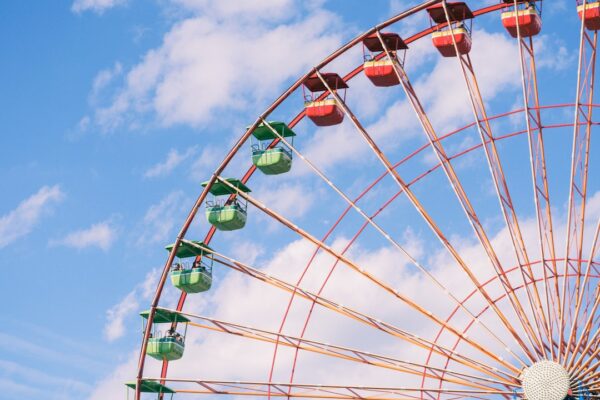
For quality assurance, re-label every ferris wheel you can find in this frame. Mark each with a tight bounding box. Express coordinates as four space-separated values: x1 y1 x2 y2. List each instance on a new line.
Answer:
127 1 600 399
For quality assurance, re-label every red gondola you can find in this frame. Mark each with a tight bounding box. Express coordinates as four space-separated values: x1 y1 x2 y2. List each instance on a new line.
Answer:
501 1 542 38
427 2 474 57
361 33 408 87
303 73 348 127
577 1 600 31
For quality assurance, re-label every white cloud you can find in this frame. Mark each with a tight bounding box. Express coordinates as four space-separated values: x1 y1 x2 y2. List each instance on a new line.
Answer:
229 240 265 266
90 62 123 104
417 29 521 130
50 220 117 251
254 182 316 220
138 191 189 244
189 145 223 182
144 147 197 178
104 269 160 341
71 0 127 14
0 185 64 248
92 5 343 130
104 291 139 341
535 34 576 72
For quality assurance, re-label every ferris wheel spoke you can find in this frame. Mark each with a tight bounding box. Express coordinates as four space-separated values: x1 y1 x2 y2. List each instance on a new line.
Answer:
144 379 517 399
571 296 600 377
372 26 550 364
571 341 600 383
566 219 600 369
181 239 520 380
439 0 547 360
509 0 559 360
567 304 600 380
578 357 600 385
255 118 528 367
313 69 536 364
561 9 598 362
164 307 516 389
580 357 600 384
580 257 600 328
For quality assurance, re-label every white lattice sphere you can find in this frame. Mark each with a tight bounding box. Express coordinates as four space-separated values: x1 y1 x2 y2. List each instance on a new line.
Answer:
521 360 571 400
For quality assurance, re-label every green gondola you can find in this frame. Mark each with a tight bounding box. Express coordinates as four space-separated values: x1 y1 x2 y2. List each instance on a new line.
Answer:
249 121 296 175
140 309 189 362
201 178 251 231
171 268 212 293
206 203 247 230
252 147 292 175
166 240 213 293
146 336 184 361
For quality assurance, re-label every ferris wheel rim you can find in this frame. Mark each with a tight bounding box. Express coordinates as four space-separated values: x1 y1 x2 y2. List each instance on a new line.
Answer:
133 1 600 398
135 0 501 388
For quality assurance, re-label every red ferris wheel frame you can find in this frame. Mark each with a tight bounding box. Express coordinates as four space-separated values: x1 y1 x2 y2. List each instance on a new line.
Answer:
133 1 600 399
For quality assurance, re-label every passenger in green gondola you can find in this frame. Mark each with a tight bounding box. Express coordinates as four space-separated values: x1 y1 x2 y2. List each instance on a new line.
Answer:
141 309 187 362
165 328 183 343
202 178 251 231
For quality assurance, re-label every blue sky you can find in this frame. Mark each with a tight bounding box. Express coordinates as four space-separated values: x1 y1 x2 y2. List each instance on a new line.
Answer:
1 0 599 399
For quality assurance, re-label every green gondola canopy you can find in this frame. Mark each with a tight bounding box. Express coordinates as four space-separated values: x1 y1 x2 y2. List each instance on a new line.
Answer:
165 240 212 258
201 178 251 196
249 121 296 141
140 308 190 324
125 380 176 394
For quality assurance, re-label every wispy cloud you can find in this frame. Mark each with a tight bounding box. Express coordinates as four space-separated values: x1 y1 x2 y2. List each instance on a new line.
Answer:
138 191 188 244
71 0 127 14
0 359 92 396
0 185 64 248
90 62 123 104
104 269 159 341
144 147 197 179
0 331 108 375
104 291 139 341
49 220 118 251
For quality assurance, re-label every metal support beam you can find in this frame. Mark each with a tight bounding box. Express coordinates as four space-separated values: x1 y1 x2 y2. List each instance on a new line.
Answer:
441 0 546 359
561 0 598 362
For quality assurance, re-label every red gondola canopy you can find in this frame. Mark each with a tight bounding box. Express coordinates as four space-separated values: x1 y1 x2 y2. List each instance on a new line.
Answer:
427 2 474 23
363 32 408 52
304 72 349 92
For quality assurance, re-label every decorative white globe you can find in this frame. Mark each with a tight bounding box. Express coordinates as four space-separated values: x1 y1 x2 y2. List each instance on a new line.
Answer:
521 360 571 400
